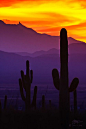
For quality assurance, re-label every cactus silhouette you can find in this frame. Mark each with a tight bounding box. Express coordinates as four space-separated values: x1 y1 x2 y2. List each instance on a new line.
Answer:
31 86 37 109
19 60 37 111
0 95 7 120
42 95 45 110
0 99 1 121
0 99 1 113
52 28 79 129
49 100 51 108
4 95 7 110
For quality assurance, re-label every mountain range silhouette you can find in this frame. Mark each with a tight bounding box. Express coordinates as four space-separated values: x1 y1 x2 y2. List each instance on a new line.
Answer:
0 20 85 53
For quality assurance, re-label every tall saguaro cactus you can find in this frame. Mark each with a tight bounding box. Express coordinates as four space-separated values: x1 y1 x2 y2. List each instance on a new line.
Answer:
19 60 37 111
52 28 79 129
60 28 69 129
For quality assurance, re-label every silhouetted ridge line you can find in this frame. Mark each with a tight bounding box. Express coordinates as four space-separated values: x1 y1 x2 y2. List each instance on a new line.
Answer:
0 20 86 53
18 21 38 34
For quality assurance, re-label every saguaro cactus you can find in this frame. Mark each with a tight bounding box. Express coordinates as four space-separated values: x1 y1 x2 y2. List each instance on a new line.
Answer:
19 60 37 111
52 28 79 129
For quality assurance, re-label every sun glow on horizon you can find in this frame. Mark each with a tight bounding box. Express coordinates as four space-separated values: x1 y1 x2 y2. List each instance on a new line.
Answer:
0 0 86 42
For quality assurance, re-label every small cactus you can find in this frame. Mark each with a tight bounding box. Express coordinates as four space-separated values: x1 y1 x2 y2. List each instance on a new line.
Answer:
49 100 51 108
4 95 7 110
19 60 37 111
0 99 2 121
0 99 2 114
42 95 45 110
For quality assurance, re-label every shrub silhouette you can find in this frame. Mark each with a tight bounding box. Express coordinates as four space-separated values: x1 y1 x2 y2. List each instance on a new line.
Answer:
52 28 79 129
19 60 37 111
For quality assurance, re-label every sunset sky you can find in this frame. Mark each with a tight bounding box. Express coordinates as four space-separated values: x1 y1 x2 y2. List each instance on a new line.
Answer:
0 0 86 42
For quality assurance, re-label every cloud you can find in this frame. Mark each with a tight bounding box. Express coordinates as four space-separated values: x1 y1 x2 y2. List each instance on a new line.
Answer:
0 0 44 7
0 0 23 7
3 19 19 24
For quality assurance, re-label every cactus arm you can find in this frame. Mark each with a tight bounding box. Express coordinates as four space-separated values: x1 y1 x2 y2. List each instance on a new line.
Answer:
30 70 33 83
31 86 37 109
52 69 59 90
19 79 26 101
26 60 29 78
69 78 79 92
21 70 26 91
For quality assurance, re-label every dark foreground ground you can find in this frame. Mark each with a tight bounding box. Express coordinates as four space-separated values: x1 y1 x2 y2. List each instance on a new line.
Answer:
0 109 85 129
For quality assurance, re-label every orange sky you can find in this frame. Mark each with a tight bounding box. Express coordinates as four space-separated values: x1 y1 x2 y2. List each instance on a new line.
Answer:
0 0 86 42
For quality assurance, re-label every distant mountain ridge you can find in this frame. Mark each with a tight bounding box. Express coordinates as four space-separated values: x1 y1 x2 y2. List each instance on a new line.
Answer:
15 43 86 57
68 43 86 54
0 49 86 85
0 20 85 53
16 48 59 57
